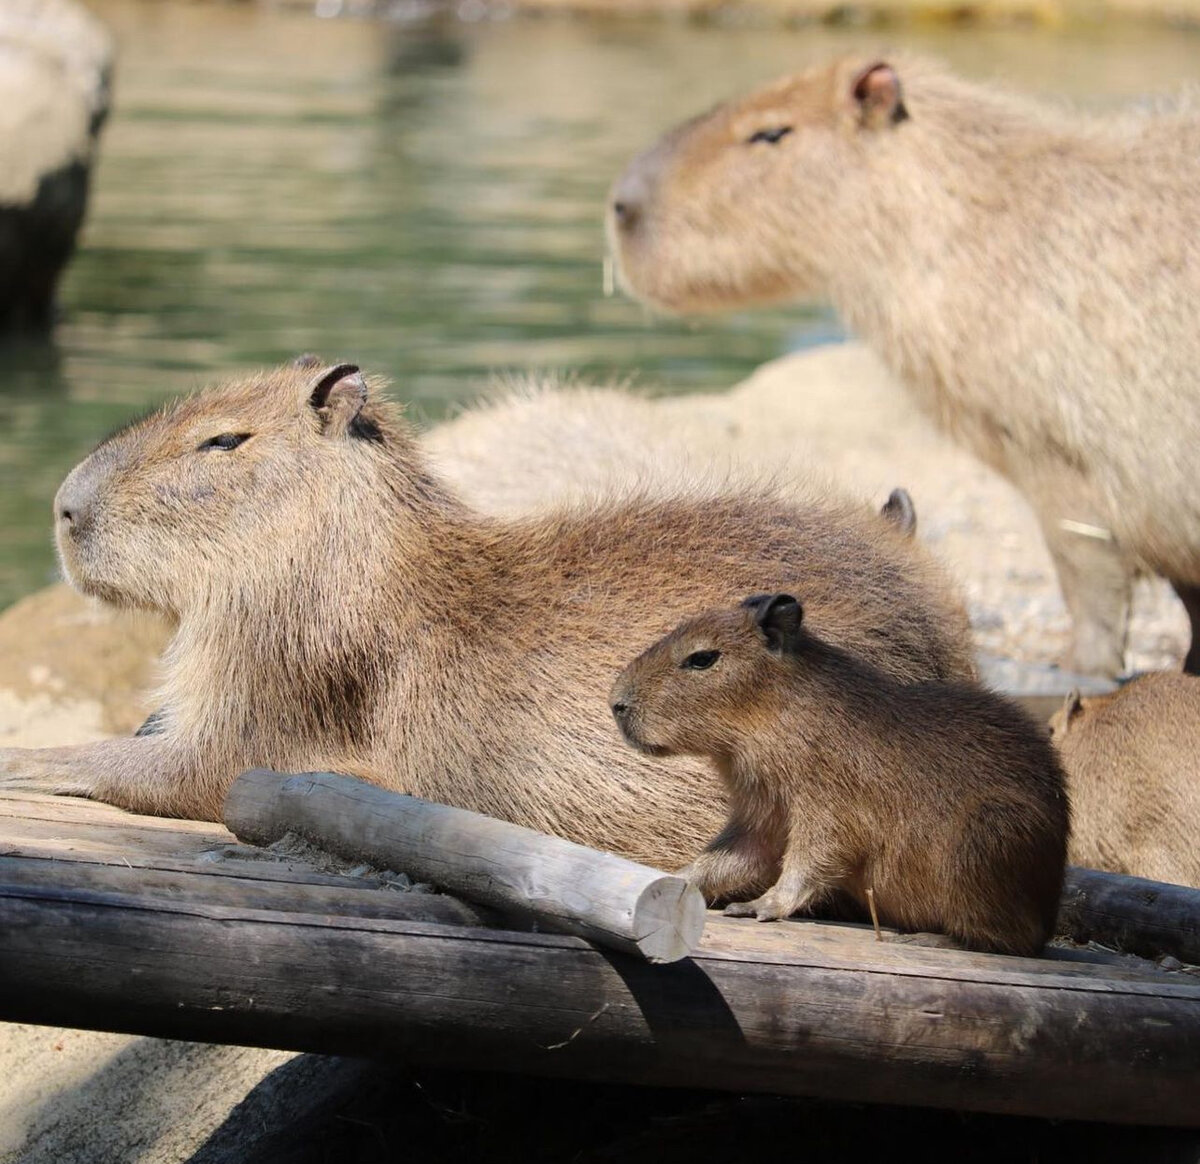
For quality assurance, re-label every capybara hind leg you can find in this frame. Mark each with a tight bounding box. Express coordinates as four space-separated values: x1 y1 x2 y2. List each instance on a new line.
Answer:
682 813 784 904
1170 581 1200 674
1042 519 1131 677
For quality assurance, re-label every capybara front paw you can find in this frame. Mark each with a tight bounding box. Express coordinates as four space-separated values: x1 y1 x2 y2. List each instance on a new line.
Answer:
723 893 793 922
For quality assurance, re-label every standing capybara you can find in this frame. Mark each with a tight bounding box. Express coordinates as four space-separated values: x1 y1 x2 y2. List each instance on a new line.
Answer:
611 594 1070 955
1050 672 1200 888
608 54 1200 678
0 361 975 868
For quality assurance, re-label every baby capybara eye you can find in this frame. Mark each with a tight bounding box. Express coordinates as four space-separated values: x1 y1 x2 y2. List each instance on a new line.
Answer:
681 649 720 670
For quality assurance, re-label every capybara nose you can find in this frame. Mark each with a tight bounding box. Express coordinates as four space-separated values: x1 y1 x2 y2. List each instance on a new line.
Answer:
55 471 97 537
56 490 87 533
610 167 649 232
612 200 638 229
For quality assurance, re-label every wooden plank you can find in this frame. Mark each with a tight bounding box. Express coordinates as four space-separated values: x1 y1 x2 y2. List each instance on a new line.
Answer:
1059 867 1200 965
223 769 706 964
0 813 245 864
0 856 498 927
0 792 228 834
0 881 1195 1126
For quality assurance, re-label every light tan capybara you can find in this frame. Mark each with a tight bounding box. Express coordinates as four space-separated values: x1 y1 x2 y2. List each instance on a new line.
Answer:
0 361 975 867
608 54 1200 679
1050 672 1200 888
611 594 1070 955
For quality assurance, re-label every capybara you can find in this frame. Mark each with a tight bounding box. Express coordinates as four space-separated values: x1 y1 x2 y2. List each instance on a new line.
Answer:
1050 672 1200 888
611 593 1069 954
608 54 1200 678
0 362 975 868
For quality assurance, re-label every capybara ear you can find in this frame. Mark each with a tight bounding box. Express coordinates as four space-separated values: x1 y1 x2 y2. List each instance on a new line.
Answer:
292 353 323 369
880 487 917 537
308 363 368 436
1061 688 1084 724
752 593 804 652
852 62 908 130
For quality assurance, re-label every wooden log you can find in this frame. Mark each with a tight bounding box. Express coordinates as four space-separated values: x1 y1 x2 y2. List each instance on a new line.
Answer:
0 855 499 928
0 878 1196 1127
1059 866 1200 965
223 769 705 964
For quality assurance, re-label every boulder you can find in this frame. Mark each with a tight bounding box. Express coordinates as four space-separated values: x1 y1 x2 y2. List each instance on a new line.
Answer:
0 0 114 330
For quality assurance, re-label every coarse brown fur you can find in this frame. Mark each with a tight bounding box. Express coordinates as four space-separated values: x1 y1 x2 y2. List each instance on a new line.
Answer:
611 594 1069 954
1050 672 1200 888
608 54 1200 678
0 362 975 868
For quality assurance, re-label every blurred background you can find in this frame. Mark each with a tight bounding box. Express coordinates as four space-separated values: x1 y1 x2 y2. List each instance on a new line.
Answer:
3 0 1200 611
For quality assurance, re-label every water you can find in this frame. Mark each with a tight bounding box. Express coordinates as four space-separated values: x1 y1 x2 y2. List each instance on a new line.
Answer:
2 0 1199 610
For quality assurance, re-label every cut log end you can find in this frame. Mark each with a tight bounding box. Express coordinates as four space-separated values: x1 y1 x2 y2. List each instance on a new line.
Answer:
633 876 707 964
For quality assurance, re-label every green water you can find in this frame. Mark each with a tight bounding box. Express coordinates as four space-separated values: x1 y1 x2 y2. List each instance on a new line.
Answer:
2 1 1199 610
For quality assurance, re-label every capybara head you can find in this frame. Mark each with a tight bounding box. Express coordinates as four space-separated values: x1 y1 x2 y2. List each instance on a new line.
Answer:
610 593 804 757
53 360 405 613
607 56 910 313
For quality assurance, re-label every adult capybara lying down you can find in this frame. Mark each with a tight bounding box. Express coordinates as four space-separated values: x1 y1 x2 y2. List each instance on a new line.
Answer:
608 54 1200 678
0 361 974 868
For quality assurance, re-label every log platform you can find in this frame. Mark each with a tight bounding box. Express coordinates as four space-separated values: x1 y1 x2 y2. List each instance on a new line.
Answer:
1 789 1197 1128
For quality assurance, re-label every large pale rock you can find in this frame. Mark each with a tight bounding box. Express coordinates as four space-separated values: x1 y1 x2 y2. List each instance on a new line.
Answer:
0 0 114 330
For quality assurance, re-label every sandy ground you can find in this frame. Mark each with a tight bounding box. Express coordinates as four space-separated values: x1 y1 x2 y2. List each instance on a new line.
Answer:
0 341 1189 1163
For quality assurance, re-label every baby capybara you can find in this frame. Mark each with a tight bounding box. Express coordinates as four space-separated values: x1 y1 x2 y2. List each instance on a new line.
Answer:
611 594 1070 955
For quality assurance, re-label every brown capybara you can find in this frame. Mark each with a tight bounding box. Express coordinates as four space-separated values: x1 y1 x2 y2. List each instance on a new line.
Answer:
611 593 1069 955
0 361 975 868
608 54 1200 679
1050 672 1200 888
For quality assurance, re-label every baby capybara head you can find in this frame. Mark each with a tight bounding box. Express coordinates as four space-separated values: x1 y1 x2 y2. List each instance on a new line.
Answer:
610 593 804 757
54 359 405 613
607 56 910 314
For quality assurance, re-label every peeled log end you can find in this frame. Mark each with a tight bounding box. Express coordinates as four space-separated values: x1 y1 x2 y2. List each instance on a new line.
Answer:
633 876 707 964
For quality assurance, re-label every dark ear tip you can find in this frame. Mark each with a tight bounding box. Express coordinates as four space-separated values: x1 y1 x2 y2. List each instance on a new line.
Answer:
749 592 803 631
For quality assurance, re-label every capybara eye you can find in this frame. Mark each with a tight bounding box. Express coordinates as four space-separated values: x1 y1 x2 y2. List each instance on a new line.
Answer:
197 433 251 452
746 127 792 145
682 649 720 670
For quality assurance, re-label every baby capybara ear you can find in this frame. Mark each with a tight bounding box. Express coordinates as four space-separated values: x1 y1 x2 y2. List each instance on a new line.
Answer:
880 487 917 537
308 363 368 436
748 593 804 653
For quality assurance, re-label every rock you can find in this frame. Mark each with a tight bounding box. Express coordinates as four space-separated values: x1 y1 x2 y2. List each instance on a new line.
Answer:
0 0 114 330
0 582 170 747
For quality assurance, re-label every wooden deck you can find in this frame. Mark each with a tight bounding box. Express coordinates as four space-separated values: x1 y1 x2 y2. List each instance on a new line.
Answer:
1 790 1197 1128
